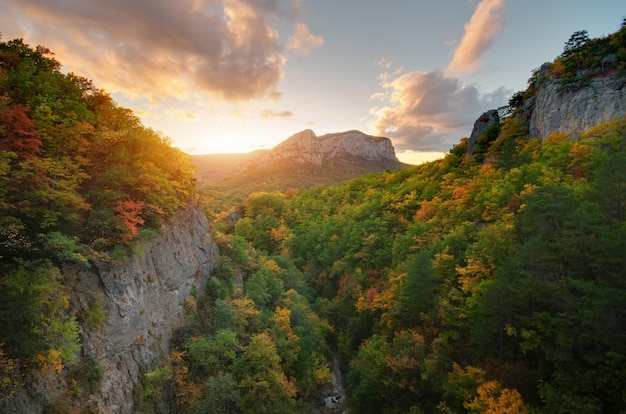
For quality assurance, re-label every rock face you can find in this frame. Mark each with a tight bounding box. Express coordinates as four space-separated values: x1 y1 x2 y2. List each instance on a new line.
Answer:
243 129 399 169
270 129 323 165
467 109 500 154
2 205 219 414
319 130 398 162
529 70 626 140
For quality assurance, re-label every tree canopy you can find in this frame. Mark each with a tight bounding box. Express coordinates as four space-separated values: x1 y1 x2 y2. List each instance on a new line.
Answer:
0 38 195 372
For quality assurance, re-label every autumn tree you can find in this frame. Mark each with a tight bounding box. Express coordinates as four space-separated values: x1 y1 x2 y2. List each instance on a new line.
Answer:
0 105 41 160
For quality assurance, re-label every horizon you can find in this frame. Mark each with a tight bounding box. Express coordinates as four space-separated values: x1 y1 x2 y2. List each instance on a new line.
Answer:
185 128 446 165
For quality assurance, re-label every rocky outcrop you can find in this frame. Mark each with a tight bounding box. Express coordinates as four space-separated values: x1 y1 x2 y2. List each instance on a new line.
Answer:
270 129 323 165
529 69 626 140
2 205 219 414
241 129 399 170
467 109 500 154
319 130 398 162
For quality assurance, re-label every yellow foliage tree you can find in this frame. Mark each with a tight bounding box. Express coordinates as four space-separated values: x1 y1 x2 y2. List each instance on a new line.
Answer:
465 380 528 414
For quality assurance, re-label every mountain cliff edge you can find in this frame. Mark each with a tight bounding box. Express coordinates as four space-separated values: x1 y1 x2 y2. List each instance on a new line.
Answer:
2 205 219 414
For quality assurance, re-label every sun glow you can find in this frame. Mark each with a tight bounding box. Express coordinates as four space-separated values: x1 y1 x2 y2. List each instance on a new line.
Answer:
396 150 445 165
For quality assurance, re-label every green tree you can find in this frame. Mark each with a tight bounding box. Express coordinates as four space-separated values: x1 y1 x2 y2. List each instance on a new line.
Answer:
234 332 296 413
591 152 626 222
0 260 80 365
563 30 591 55
196 372 240 414
185 329 239 379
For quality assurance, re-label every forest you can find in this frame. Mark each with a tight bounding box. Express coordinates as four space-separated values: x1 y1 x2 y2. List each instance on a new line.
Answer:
150 26 626 414
160 115 626 413
1 23 626 414
0 37 195 377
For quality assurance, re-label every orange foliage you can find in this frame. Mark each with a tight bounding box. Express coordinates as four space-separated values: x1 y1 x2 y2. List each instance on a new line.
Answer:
113 198 145 242
33 349 64 373
465 380 528 414
548 59 566 77
415 200 437 221
452 186 468 200
544 131 570 144
568 142 594 178
171 350 201 410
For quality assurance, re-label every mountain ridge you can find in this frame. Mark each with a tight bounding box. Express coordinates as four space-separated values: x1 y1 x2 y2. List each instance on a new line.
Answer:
192 128 407 186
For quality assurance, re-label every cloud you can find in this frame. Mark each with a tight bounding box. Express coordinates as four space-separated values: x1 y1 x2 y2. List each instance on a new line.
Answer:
371 69 511 152
0 0 307 101
261 109 294 119
447 0 505 75
165 109 199 120
287 23 324 56
370 0 509 152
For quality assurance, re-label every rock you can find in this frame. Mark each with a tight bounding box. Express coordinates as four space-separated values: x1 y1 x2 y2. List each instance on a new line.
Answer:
467 110 500 155
271 129 323 165
529 71 626 140
1 204 219 414
240 129 399 170
319 130 398 162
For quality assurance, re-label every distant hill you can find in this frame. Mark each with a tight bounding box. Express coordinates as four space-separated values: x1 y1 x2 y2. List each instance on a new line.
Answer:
192 129 409 211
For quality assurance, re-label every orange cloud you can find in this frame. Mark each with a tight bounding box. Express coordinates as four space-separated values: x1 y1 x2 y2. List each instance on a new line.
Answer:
261 109 294 119
0 0 302 101
287 23 324 56
447 0 505 75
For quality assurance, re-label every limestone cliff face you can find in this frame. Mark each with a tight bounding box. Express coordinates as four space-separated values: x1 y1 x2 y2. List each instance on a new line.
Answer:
529 69 626 140
271 129 323 165
319 130 398 162
242 129 399 170
2 205 219 414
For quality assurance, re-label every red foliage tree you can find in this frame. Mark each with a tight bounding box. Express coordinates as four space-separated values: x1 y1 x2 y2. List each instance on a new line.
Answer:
0 105 42 159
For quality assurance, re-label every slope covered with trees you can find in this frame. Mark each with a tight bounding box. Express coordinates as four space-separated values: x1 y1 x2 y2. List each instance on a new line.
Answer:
0 38 195 379
153 25 626 413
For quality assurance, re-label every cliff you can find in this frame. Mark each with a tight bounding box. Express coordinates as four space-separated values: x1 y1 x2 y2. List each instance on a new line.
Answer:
2 205 219 414
528 68 626 140
319 130 398 162
245 129 400 169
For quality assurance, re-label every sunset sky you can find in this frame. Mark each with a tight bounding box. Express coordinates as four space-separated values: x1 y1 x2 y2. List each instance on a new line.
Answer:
0 0 623 164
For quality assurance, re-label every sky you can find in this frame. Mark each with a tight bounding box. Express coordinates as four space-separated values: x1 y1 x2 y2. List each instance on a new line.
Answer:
0 0 624 164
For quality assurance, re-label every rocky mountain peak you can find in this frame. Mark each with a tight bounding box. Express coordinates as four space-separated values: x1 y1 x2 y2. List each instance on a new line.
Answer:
271 128 322 164
319 130 399 162
241 129 399 170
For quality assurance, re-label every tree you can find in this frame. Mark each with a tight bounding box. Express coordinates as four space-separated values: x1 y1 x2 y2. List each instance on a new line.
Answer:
465 380 528 414
196 372 240 414
591 152 626 222
0 260 80 366
0 105 41 160
561 30 591 72
244 260 284 307
563 30 591 55
112 198 145 243
234 333 296 413
185 329 239 379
